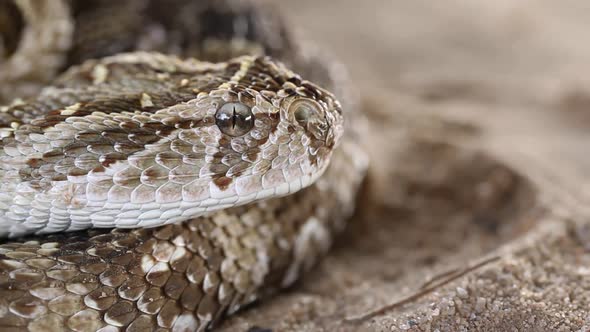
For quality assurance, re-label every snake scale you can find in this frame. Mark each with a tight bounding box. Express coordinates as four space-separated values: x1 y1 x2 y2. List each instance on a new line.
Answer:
0 0 368 331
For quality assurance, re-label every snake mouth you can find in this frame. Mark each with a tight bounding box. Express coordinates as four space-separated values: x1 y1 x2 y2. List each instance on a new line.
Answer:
0 0 24 58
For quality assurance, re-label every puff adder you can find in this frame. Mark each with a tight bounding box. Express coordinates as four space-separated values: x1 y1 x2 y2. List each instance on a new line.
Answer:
0 0 368 331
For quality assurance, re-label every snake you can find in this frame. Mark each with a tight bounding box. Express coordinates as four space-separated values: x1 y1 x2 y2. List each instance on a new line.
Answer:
0 0 368 331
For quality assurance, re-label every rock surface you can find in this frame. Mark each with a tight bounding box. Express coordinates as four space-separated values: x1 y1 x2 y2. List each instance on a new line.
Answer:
220 1 590 331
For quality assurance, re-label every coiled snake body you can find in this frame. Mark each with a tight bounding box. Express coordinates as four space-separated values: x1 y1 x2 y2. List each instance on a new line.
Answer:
0 0 368 330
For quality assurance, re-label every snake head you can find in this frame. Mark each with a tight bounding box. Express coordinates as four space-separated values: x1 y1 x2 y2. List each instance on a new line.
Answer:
169 55 345 212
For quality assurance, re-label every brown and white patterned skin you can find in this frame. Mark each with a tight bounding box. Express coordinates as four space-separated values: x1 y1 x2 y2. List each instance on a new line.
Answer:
0 0 368 331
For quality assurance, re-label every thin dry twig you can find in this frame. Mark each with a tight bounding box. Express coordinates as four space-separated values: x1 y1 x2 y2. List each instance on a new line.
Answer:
344 255 501 324
419 267 462 290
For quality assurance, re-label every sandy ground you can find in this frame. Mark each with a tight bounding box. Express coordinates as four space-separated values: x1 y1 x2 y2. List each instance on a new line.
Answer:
220 1 590 331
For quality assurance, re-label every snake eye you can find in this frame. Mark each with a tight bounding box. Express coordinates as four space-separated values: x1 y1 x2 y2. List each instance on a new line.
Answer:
215 103 255 136
290 99 323 127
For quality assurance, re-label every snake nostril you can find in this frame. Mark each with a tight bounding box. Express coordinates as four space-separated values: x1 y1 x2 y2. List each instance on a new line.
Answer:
290 99 323 127
294 105 312 123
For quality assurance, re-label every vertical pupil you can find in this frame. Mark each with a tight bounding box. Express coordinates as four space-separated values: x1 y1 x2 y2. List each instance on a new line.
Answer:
215 103 254 137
